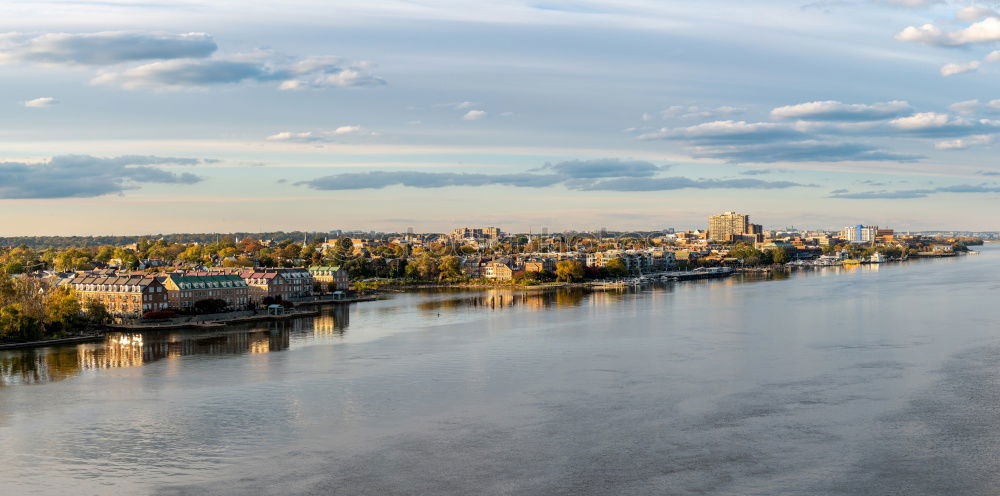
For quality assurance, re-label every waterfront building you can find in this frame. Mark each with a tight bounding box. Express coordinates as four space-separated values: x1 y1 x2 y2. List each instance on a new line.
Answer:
308 266 350 291
67 275 169 319
483 262 515 281
162 273 249 311
239 268 314 303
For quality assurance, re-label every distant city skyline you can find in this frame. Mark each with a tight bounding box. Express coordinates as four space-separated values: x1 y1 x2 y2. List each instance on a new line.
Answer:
3 1 1000 235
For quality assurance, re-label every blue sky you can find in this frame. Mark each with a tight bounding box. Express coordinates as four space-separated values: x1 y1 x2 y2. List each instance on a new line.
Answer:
2 0 1000 235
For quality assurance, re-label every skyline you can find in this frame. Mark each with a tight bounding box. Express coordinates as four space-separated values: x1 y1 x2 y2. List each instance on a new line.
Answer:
4 1 1000 234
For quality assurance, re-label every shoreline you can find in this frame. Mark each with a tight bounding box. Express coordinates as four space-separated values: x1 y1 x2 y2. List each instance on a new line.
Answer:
0 334 104 351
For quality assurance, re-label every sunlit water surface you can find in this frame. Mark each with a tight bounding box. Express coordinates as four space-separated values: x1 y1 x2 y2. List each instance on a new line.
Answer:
2 247 1000 495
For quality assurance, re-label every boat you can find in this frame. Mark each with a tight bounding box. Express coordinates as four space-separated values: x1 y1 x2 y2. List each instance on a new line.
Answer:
842 259 861 265
869 252 886 264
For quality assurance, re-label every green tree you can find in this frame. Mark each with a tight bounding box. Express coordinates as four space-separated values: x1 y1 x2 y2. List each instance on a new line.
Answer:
604 258 628 277
437 256 462 281
555 260 584 282
0 304 44 342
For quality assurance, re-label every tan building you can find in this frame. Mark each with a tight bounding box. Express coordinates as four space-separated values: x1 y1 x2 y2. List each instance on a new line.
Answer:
162 273 249 311
484 262 515 281
67 275 168 319
449 227 501 240
308 266 350 291
708 212 763 242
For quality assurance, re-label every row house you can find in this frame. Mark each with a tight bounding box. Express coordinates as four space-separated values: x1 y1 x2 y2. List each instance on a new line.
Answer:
239 268 314 303
483 262 516 281
67 275 168 319
308 266 350 291
162 273 249 311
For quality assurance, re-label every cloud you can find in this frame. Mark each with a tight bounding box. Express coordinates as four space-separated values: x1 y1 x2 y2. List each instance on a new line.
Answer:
874 0 942 7
935 135 995 150
0 155 204 199
93 54 385 90
949 99 980 115
739 168 775 175
940 60 980 76
831 183 1000 199
988 50 1000 62
576 177 808 191
977 170 1000 176
23 97 58 108
297 158 809 192
300 171 564 190
266 126 376 143
889 112 1000 137
639 120 804 144
770 100 911 121
660 105 744 120
689 141 922 163
956 6 999 22
463 110 487 120
536 158 663 178
0 31 216 65
896 18 1000 46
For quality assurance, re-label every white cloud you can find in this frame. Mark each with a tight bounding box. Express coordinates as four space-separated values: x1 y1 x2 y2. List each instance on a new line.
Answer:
956 6 999 22
896 18 1000 46
986 50 1000 62
0 31 216 65
23 96 58 108
875 0 941 7
266 126 376 142
770 100 911 121
989 99 1000 111
639 120 804 143
463 110 487 120
93 54 385 90
661 105 744 120
949 99 980 115
940 60 980 76
935 135 996 150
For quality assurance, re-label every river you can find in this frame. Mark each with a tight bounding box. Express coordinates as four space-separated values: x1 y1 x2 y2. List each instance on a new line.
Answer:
2 247 999 495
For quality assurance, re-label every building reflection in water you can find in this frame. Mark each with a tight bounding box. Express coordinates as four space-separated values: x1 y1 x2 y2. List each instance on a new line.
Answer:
311 305 351 337
0 326 292 387
415 289 587 314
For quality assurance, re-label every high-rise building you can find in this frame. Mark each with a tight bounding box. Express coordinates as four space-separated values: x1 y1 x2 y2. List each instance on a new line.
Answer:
841 225 878 242
707 211 750 241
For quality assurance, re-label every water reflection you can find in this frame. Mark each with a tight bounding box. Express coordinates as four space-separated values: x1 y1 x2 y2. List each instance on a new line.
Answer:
0 327 293 387
312 305 350 337
415 288 588 312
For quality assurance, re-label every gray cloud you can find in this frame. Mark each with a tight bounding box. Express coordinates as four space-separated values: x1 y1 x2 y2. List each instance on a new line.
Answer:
830 183 1000 199
536 158 664 178
0 155 204 199
0 31 216 65
299 171 564 190
299 159 810 193
739 168 776 175
691 141 923 163
574 177 809 191
93 55 385 90
639 120 805 144
770 100 912 122
977 170 1000 176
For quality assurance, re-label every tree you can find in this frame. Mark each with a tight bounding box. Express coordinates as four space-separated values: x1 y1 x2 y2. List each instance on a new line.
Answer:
555 260 584 282
0 304 44 342
605 258 629 277
84 300 111 326
438 256 462 281
769 248 790 264
44 286 84 335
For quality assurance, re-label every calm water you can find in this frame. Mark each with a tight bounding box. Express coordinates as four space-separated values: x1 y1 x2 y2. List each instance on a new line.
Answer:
2 247 1000 495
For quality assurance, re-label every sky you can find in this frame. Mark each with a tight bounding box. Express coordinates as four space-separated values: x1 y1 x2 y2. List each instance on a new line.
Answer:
2 0 1000 235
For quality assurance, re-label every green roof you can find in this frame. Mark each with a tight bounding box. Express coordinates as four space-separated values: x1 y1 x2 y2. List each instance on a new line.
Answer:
308 266 343 272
